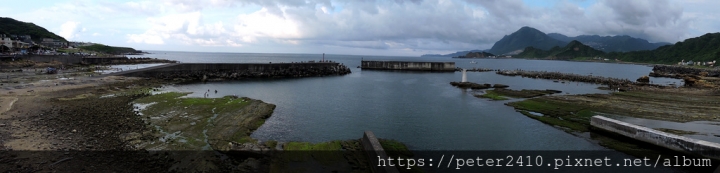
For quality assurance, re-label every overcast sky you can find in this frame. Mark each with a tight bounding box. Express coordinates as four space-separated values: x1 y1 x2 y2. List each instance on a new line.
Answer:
2 0 718 56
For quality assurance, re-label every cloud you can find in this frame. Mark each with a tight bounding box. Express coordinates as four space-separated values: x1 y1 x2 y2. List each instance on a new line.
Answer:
59 21 80 40
10 0 719 55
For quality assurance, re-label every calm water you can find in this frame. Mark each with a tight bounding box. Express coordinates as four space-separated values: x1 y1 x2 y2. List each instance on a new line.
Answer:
129 51 682 151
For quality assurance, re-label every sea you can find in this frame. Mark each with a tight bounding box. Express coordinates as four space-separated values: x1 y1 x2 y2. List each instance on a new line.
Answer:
123 51 686 150
120 51 704 172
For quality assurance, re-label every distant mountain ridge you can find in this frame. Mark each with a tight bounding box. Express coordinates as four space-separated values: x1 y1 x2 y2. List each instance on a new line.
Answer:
547 33 671 53
0 17 67 43
488 26 567 55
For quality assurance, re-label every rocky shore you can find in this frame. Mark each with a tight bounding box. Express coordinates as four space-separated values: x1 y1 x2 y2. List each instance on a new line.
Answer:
496 70 635 86
650 65 720 78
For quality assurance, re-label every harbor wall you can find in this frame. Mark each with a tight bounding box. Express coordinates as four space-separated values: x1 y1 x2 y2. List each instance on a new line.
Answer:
115 62 351 80
591 116 720 160
361 60 455 71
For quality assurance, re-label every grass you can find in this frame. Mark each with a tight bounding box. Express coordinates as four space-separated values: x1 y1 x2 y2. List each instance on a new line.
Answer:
132 92 268 150
264 140 278 149
379 139 423 173
284 141 343 151
507 99 595 132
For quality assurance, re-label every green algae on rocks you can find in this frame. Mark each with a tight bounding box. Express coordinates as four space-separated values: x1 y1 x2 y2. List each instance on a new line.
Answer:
132 92 275 151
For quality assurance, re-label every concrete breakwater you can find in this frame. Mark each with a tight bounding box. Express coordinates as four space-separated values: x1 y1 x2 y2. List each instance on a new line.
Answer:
116 62 351 80
591 116 720 160
496 70 635 86
361 60 455 71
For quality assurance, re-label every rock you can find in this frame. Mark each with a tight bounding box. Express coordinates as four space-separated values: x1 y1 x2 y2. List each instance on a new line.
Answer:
636 76 650 83
492 84 509 88
237 158 261 172
683 77 697 86
119 132 142 142
0 123 5 127
545 89 562 93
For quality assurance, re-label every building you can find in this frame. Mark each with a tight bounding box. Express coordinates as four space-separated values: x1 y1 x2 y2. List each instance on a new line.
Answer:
69 41 95 47
18 35 32 44
1 34 13 51
40 38 67 48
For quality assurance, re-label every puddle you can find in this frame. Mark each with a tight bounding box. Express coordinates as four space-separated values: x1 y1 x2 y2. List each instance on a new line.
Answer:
133 102 157 116
201 107 219 150
527 111 544 116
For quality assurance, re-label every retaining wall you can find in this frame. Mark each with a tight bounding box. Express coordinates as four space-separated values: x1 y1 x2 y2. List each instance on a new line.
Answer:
591 116 720 160
361 60 455 71
361 131 399 173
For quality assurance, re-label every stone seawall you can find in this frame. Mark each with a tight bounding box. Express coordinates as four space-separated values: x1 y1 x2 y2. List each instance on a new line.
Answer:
591 116 720 160
361 60 455 71
117 63 351 80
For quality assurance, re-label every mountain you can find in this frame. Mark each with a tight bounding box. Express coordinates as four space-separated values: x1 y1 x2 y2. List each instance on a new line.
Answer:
0 17 67 43
420 49 487 57
610 33 720 63
516 40 606 60
547 33 671 52
488 26 567 55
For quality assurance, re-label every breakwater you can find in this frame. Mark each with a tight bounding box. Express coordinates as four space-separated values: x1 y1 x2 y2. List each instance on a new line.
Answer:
361 60 455 71
496 70 635 86
591 116 720 160
114 62 351 80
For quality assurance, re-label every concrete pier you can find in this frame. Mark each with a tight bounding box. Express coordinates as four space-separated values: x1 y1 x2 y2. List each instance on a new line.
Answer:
361 60 455 72
591 116 720 160
462 69 467 82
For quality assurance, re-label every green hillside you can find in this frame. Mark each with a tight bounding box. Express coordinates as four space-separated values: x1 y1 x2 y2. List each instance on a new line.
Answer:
609 33 720 63
79 44 139 55
0 17 67 43
517 40 606 59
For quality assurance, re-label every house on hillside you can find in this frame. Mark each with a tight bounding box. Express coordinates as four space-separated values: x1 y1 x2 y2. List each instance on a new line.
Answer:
0 34 13 52
41 38 67 48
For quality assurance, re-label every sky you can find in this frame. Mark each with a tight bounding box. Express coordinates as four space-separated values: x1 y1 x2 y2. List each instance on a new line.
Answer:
1 0 719 56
